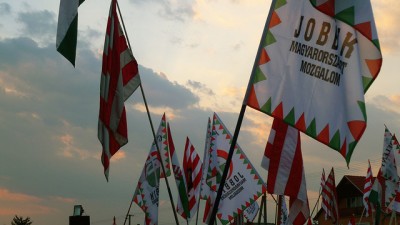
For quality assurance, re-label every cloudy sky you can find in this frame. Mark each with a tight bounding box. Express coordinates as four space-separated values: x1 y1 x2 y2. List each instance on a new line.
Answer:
0 0 400 224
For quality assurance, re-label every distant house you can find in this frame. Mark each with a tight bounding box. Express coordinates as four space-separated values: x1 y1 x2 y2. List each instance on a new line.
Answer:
314 175 399 225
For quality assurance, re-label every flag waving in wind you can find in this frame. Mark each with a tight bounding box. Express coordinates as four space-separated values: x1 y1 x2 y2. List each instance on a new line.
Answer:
321 168 339 224
183 137 203 220
98 0 141 181
247 0 382 165
56 0 84 66
261 118 309 225
167 123 190 220
133 144 161 225
363 160 373 217
204 113 267 225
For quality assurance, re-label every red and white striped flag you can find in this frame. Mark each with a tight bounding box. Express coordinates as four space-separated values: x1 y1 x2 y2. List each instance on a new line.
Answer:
98 0 141 181
261 119 309 225
320 169 325 190
363 160 374 216
183 137 202 220
321 168 339 224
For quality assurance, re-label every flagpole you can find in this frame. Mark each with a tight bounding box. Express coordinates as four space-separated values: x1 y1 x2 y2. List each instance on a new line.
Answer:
115 2 180 225
310 187 323 218
207 0 278 224
196 118 211 225
358 208 365 225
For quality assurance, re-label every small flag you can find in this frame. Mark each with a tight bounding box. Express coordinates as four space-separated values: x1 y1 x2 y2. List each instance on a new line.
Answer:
369 168 384 225
204 113 267 225
98 0 141 181
321 168 339 224
183 137 203 220
261 118 309 225
167 123 190 219
243 201 259 222
133 143 161 225
363 160 374 216
279 196 288 225
200 117 212 200
56 0 84 66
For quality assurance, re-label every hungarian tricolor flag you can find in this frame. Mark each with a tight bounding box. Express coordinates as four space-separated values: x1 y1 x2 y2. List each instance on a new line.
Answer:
247 0 382 165
167 123 190 220
56 0 84 66
98 0 141 181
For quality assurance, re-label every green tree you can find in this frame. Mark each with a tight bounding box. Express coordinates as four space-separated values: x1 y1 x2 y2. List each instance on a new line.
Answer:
11 215 32 225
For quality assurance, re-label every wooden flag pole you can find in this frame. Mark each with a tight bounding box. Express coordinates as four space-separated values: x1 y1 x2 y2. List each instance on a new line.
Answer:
116 2 180 225
207 0 278 224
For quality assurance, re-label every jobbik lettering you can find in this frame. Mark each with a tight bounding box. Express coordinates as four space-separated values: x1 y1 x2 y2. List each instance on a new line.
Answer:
221 172 246 200
290 15 357 87
150 187 159 205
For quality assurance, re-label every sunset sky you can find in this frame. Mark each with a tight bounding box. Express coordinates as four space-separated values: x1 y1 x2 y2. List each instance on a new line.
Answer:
0 0 400 224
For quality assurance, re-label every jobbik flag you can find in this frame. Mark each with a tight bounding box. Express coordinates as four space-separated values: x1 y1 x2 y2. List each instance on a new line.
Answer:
56 0 84 66
98 0 141 181
167 123 190 220
153 113 171 178
243 201 259 222
204 112 267 225
200 118 212 200
133 140 161 225
261 119 309 225
247 0 382 165
380 126 398 213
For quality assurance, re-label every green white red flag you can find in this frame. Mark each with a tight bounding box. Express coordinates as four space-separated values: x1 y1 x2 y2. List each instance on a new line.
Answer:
167 123 190 220
56 0 84 66
369 168 384 225
247 0 382 164
204 112 267 225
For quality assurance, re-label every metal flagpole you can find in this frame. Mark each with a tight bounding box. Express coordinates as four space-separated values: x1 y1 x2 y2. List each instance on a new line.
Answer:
115 2 180 225
207 0 278 224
